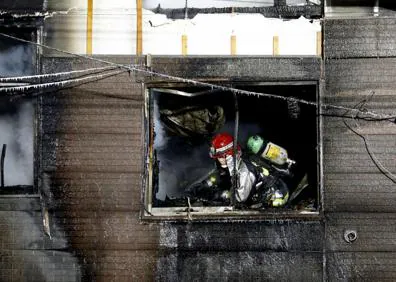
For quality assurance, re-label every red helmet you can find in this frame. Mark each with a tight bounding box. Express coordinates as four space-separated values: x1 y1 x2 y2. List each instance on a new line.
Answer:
209 133 240 159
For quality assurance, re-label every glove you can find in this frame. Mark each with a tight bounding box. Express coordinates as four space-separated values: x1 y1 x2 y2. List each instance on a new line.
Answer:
270 190 289 207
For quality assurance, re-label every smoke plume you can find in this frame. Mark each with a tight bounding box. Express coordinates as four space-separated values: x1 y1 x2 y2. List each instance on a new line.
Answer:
0 41 34 186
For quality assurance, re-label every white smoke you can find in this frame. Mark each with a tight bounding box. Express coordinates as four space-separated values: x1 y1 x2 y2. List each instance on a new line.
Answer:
151 92 262 202
0 42 34 187
0 44 33 76
152 93 213 201
0 101 34 186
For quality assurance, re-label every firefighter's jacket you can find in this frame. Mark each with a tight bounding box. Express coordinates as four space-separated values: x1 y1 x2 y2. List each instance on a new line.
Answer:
185 157 289 208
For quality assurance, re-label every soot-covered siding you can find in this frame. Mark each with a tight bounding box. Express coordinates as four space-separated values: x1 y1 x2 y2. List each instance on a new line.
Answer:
324 18 396 58
323 17 396 281
1 16 395 280
39 56 324 281
36 56 160 281
146 56 324 280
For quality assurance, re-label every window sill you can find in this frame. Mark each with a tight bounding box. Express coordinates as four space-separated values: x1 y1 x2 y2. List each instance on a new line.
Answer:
142 206 322 222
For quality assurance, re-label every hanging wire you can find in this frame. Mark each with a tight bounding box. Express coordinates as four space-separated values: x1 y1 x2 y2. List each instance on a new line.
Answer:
0 69 127 95
0 32 395 123
343 121 396 184
0 33 140 70
342 93 396 184
0 66 117 83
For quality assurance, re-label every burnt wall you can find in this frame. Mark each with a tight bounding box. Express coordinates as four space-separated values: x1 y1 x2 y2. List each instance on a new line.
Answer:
38 56 160 282
1 21 394 280
323 17 396 281
324 18 396 58
36 56 324 282
148 56 324 281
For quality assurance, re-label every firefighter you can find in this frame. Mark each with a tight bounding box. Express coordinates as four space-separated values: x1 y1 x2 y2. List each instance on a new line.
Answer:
185 132 289 208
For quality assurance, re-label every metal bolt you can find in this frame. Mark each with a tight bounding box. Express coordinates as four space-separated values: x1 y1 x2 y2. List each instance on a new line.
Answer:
344 230 358 243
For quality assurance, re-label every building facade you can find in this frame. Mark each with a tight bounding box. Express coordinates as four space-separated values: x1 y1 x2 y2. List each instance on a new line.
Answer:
1 1 396 281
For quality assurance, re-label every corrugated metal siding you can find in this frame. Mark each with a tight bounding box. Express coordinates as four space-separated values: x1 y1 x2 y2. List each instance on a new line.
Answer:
1 14 395 279
39 56 324 281
149 56 321 81
324 18 396 58
148 56 323 280
326 252 396 281
323 17 396 280
158 251 323 281
39 57 159 281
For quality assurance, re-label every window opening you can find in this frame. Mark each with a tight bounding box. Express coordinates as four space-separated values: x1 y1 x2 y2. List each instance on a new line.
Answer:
0 99 35 195
0 28 36 195
144 83 319 218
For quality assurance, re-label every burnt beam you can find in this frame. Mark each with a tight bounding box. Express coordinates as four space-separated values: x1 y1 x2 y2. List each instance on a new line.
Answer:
0 14 44 28
152 5 322 20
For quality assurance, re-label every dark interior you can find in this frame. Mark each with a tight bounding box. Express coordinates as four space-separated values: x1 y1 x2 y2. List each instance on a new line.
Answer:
150 83 319 211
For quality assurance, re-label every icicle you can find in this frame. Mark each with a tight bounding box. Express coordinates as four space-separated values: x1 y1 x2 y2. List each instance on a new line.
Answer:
0 66 116 83
1 32 394 121
0 70 126 95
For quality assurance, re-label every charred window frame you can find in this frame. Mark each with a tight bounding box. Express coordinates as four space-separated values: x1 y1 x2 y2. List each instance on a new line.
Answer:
0 27 39 195
142 82 321 220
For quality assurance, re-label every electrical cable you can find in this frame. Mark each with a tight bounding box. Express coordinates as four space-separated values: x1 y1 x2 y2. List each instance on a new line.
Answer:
2 30 393 207
0 66 117 83
320 113 396 123
0 32 140 70
342 94 396 184
0 32 395 122
343 121 396 184
0 69 127 95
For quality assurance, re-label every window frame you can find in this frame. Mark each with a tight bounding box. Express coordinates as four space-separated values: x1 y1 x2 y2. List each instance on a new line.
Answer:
0 98 38 196
141 80 323 221
0 27 40 196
